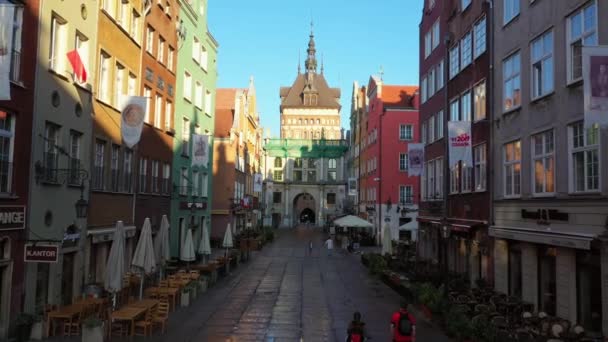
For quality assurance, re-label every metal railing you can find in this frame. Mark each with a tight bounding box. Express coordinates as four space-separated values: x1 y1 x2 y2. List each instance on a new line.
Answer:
42 152 59 182
68 158 82 186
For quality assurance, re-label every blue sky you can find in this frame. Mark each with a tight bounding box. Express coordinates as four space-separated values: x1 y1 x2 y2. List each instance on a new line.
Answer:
208 0 423 137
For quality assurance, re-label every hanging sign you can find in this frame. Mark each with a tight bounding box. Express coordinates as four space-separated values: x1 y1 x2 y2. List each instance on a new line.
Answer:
407 143 424 176
583 46 608 128
448 121 472 167
120 96 146 148
192 134 209 167
24 244 59 263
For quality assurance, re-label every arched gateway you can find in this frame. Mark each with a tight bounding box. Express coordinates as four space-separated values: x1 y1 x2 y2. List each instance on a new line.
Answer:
293 193 316 224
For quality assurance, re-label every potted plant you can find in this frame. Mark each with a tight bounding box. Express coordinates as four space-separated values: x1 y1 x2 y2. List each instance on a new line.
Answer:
29 314 44 340
180 285 190 307
445 306 472 341
14 313 34 342
82 316 104 342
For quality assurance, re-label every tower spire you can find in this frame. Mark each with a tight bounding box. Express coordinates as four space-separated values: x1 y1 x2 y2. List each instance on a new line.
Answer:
304 22 317 74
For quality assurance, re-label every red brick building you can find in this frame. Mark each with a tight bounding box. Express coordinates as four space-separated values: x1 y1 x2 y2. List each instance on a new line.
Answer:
361 77 420 243
0 1 39 337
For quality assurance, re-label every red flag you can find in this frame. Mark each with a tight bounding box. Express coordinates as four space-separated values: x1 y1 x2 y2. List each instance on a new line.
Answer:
66 50 87 83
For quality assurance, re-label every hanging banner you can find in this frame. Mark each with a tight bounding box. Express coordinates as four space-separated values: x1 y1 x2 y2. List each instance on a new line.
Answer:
253 173 262 193
407 143 424 176
583 46 608 128
192 134 209 167
448 121 472 167
120 96 146 148
0 5 14 101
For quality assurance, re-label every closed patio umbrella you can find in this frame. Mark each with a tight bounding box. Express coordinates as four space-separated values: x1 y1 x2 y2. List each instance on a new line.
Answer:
198 223 211 264
181 228 196 269
382 223 393 256
104 221 126 308
154 215 170 280
132 218 156 299
222 223 233 259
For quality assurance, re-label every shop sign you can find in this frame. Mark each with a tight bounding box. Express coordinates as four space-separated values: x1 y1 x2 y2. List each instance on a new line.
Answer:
0 206 26 231
24 244 59 263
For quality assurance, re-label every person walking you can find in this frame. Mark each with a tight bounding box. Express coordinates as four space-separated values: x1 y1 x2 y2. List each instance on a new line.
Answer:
346 311 369 342
391 300 416 342
324 236 334 257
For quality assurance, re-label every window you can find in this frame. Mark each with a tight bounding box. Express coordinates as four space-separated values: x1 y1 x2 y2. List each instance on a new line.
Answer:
139 157 148 193
567 1 597 82
146 26 154 54
462 0 471 10
474 82 486 121
143 87 151 123
273 192 282 203
460 32 472 68
424 31 431 59
114 63 124 108
273 170 283 181
399 124 413 140
123 149 133 192
181 118 189 156
428 68 436 97
461 90 472 121
531 30 554 99
461 164 472 192
128 73 136 96
449 45 459 79
293 170 302 181
294 158 303 168
432 20 440 51
117 0 128 27
532 130 555 194
429 116 435 142
68 131 81 186
154 94 162 128
503 0 520 25
399 153 408 171
168 46 174 72
50 15 67 74
450 165 460 194
436 158 443 198
110 145 120 192
201 173 208 197
474 144 487 191
183 71 192 101
0 111 13 193
474 16 487 58
93 140 105 190
102 0 116 17
570 122 599 192
399 185 413 204
98 51 111 102
192 170 198 196
421 77 428 103
437 111 444 139
504 140 522 197
43 122 60 182
307 170 316 182
436 60 444 91
326 193 336 205
162 163 170 193
74 32 89 81
158 36 165 64
450 98 460 121
165 101 172 130
179 168 187 195
503 52 521 111
421 122 427 144
328 158 337 181
8 5 23 83
192 37 200 63
274 157 283 168
201 46 208 71
194 82 202 108
130 10 140 42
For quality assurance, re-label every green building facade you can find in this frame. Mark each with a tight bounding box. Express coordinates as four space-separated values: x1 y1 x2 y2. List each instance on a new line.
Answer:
172 0 218 258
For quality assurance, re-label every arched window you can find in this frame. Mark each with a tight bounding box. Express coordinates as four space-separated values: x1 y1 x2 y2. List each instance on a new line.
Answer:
274 157 282 168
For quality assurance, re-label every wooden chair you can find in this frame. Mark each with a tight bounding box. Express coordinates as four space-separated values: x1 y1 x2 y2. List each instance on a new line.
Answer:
159 280 169 288
107 308 127 338
152 300 170 334
134 308 155 337
63 307 84 336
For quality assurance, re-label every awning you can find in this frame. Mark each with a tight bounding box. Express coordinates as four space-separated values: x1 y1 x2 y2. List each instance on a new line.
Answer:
490 226 596 250
417 216 442 225
334 215 374 228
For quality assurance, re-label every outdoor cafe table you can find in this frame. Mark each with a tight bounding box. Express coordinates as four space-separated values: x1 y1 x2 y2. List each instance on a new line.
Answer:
145 287 179 311
110 303 152 336
46 304 84 337
130 299 159 310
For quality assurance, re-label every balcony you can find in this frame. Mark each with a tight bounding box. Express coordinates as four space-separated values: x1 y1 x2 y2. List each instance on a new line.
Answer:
68 158 82 186
42 152 59 183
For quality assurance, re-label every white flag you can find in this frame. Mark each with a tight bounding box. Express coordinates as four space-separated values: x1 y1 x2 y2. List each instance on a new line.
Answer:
583 46 608 128
120 96 147 148
192 134 209 167
407 143 424 176
253 173 262 193
448 121 472 168
0 5 15 101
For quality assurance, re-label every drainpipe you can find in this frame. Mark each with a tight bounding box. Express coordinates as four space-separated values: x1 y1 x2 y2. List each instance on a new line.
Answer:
485 0 495 286
443 25 451 268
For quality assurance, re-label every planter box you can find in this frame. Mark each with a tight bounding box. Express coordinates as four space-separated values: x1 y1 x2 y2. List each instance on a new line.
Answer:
181 291 190 307
82 324 104 342
30 321 43 340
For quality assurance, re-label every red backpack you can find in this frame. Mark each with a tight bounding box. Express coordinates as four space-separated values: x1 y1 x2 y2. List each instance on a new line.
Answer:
347 322 364 342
